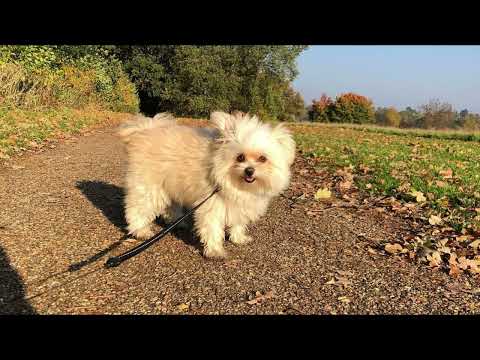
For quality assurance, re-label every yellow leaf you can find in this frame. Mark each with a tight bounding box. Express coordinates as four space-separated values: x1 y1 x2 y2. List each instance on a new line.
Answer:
337 296 351 304
177 303 190 311
428 215 442 225
315 188 331 200
468 240 480 251
410 190 426 203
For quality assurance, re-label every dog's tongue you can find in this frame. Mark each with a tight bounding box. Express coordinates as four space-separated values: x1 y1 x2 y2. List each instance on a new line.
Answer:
244 176 256 183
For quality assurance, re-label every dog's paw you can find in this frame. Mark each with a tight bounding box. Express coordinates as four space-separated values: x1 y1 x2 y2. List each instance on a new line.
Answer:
131 227 155 240
230 234 253 246
203 246 228 260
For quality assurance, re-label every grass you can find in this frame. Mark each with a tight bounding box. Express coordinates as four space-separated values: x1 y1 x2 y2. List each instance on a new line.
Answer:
289 122 480 234
0 105 132 157
294 122 480 142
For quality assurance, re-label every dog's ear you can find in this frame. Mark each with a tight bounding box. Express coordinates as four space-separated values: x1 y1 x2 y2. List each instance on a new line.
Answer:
210 111 235 134
272 123 296 166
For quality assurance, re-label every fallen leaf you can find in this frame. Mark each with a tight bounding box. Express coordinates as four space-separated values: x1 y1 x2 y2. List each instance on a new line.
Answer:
337 180 353 193
439 168 453 179
468 240 480 252
336 270 354 277
314 188 331 200
246 290 275 305
337 296 351 304
177 303 190 311
457 235 471 242
426 251 442 267
409 190 426 203
367 247 377 255
449 253 461 277
385 243 403 254
428 215 443 225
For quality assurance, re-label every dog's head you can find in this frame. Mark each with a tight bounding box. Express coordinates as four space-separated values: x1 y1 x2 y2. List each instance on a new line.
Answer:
210 111 295 196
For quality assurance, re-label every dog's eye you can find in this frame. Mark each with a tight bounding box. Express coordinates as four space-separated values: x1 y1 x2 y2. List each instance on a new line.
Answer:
236 153 246 162
258 155 267 163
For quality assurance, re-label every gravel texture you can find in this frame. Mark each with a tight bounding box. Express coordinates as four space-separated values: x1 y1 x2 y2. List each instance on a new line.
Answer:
1 126 479 315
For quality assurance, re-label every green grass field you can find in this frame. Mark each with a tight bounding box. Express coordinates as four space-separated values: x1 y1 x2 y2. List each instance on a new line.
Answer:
290 122 480 234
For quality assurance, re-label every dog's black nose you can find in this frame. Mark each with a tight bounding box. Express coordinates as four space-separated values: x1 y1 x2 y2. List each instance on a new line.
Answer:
245 167 255 176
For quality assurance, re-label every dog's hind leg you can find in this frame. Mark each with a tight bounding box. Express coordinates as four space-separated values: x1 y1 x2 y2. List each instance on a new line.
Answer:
125 186 171 240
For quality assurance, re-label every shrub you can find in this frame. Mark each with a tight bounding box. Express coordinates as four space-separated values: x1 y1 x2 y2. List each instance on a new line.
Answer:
0 45 139 113
330 92 375 124
462 114 480 131
376 107 401 127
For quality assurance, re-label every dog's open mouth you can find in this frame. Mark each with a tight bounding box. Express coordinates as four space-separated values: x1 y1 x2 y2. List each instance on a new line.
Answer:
244 175 256 183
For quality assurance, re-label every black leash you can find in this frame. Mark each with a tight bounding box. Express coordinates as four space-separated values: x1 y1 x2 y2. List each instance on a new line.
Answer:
105 186 220 268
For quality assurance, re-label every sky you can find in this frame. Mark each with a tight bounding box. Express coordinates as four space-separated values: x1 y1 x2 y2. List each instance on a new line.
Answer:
293 46 480 113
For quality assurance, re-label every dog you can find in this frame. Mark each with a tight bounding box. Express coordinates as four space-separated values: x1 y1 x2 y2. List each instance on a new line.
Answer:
117 111 295 258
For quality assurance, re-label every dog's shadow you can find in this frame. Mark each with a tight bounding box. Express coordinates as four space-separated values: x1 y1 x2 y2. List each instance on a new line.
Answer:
71 180 201 271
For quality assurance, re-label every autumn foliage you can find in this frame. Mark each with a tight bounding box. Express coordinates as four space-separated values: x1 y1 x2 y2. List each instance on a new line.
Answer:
309 92 375 124
309 94 333 122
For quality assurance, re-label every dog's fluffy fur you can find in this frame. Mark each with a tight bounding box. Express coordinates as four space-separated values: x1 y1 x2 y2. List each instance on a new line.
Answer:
118 111 295 258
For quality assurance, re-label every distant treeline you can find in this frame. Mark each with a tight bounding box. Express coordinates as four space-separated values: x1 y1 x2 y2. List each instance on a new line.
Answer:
307 93 480 131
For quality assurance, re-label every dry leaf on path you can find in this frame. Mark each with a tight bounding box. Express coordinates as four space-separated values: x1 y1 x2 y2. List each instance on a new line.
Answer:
177 303 190 311
426 251 442 267
385 243 403 254
315 188 331 200
246 290 275 305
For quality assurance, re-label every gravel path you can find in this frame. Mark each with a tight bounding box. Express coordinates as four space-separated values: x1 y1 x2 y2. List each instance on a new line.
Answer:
1 126 479 314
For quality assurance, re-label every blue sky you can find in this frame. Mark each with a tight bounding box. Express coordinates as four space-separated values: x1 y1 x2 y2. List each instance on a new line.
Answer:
293 46 480 113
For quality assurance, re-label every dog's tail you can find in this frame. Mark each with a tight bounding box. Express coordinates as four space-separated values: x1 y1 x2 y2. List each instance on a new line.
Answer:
117 113 176 140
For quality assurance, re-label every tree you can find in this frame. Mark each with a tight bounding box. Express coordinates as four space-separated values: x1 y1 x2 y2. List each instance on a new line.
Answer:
375 107 387 125
112 45 308 118
329 92 375 124
459 109 469 119
309 94 334 122
384 107 401 127
280 86 306 121
418 99 456 129
399 106 421 128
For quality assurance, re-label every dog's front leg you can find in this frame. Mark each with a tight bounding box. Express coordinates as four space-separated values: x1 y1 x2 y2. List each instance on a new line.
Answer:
229 224 253 245
194 197 227 259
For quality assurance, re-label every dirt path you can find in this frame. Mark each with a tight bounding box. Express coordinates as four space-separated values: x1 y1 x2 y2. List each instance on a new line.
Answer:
1 126 479 314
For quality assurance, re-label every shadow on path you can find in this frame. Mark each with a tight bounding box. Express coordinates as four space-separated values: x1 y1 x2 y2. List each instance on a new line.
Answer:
0 246 36 314
71 180 201 271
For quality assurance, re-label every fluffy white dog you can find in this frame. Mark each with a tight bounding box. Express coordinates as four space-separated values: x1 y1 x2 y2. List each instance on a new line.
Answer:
117 111 295 258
